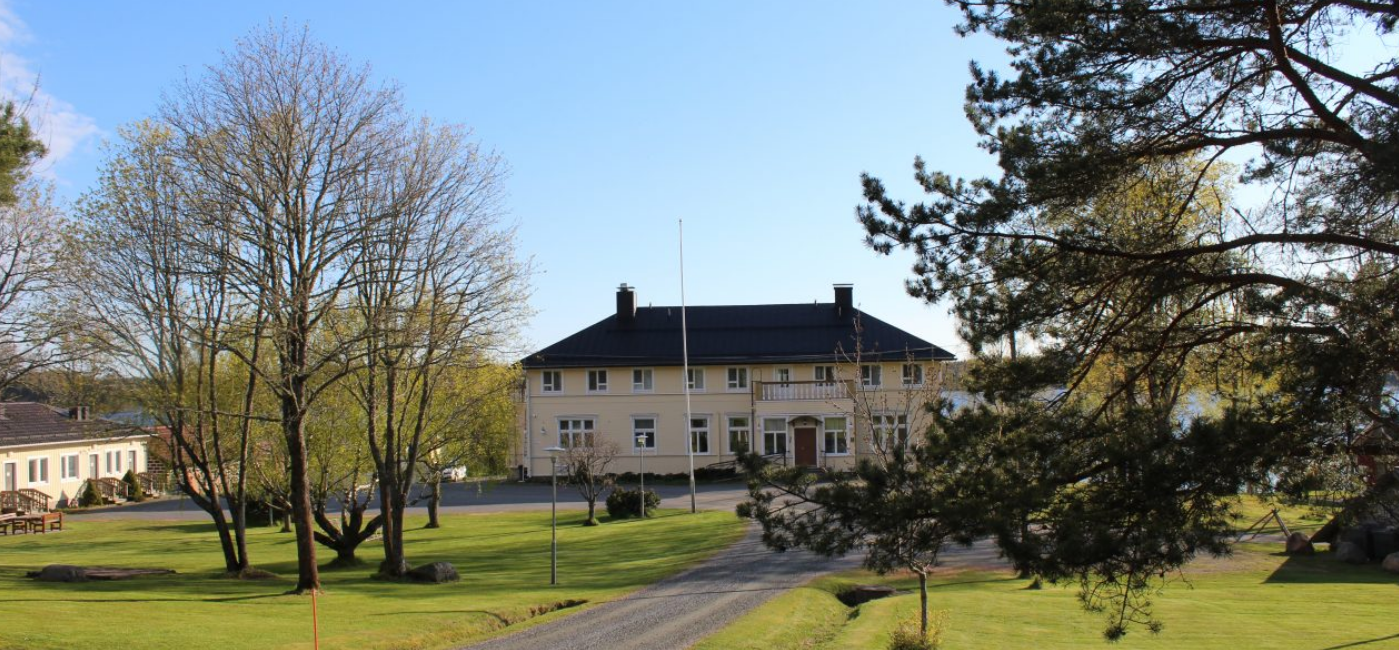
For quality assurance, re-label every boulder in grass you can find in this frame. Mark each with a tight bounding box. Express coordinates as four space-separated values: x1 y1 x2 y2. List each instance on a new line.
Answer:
1335 541 1370 564
406 561 459 583
1285 532 1315 556
35 565 88 582
1383 552 1399 574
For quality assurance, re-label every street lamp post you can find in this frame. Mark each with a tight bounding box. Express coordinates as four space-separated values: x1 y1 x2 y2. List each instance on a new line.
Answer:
636 434 647 519
545 445 564 585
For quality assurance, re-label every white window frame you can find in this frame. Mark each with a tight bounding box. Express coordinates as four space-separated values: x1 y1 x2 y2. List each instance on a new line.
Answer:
901 363 924 387
762 417 789 456
773 367 792 384
823 416 850 455
689 415 712 455
541 370 563 394
587 369 609 393
632 368 654 393
88 453 99 480
687 368 706 392
861 364 883 388
106 450 122 475
814 365 835 383
726 415 752 454
632 416 657 451
558 417 596 448
129 450 139 475
726 367 749 392
27 456 49 485
872 413 910 450
60 453 80 482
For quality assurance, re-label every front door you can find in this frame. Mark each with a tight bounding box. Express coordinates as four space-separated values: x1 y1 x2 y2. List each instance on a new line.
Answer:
794 427 818 466
3 462 15 491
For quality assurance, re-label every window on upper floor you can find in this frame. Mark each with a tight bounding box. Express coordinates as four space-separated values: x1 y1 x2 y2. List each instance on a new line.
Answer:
861 364 882 388
773 367 792 385
687 368 706 391
727 367 748 391
814 365 835 384
541 370 562 393
587 369 609 393
902 363 924 386
632 368 654 392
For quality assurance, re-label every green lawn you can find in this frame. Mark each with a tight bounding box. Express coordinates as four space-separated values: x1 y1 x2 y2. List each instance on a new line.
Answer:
0 509 745 650
696 499 1398 650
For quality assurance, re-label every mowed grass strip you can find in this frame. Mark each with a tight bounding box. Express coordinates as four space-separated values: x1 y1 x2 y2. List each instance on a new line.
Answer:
697 500 1397 649
0 509 745 650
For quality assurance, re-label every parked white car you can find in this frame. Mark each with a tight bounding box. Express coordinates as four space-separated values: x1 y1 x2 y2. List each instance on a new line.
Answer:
441 466 469 482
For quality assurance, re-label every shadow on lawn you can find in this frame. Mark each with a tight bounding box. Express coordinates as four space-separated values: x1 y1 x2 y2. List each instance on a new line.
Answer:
1314 632 1399 649
1263 552 1399 586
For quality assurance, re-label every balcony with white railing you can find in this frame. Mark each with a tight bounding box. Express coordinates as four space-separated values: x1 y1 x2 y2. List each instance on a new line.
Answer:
753 380 854 402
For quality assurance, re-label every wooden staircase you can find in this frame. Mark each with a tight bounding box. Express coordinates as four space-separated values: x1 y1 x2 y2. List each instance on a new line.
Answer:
0 489 50 513
85 478 130 504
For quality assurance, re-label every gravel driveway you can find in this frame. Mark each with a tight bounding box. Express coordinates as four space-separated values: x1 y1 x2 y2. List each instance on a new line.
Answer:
458 523 860 650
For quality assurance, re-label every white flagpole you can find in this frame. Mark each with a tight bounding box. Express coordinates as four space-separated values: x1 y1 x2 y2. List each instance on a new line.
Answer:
680 219 697 513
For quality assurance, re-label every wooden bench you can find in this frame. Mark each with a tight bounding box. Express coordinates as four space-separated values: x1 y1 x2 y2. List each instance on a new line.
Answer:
0 512 14 535
39 512 63 532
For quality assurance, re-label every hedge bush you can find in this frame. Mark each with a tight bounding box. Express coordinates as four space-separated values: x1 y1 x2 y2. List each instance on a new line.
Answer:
606 488 660 519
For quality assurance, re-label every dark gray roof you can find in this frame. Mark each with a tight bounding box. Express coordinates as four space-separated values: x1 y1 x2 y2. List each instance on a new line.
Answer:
0 402 144 448
523 303 955 369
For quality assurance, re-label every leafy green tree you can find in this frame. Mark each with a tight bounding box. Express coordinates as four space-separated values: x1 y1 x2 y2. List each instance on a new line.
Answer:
0 101 45 205
857 1 1398 637
0 98 68 395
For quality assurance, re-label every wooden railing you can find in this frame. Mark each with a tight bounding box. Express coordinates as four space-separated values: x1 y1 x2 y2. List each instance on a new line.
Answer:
0 489 50 513
136 471 170 495
88 478 130 502
753 380 854 402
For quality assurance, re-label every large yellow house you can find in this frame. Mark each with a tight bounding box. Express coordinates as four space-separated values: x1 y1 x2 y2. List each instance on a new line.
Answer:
0 402 154 509
519 284 954 477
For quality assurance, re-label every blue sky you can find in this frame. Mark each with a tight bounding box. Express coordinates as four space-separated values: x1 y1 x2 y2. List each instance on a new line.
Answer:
5 1 1009 356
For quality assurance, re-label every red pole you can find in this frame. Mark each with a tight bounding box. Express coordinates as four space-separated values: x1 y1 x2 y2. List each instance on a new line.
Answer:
311 589 320 650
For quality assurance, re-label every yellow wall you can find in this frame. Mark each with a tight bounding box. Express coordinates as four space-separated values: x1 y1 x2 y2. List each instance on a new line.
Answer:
521 362 939 477
1 437 152 507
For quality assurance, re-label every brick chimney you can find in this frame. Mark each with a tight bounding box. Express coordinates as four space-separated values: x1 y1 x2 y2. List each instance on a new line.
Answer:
616 284 637 324
834 284 853 317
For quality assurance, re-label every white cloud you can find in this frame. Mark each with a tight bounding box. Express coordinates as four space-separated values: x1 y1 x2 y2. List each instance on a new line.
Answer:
0 1 101 179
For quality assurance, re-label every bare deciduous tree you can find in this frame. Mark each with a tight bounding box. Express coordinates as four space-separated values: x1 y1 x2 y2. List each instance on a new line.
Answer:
76 121 267 576
158 26 404 593
342 120 527 578
562 439 620 526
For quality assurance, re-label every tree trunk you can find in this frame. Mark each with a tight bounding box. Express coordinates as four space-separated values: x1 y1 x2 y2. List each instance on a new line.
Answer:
586 497 598 525
918 570 929 638
426 476 442 529
283 394 320 593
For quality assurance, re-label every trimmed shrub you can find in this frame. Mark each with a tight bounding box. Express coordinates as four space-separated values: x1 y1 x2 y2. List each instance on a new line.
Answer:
122 470 146 502
80 480 106 507
606 488 660 519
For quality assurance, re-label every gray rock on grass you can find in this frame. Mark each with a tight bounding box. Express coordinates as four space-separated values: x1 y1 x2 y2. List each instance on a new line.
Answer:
407 561 459 583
